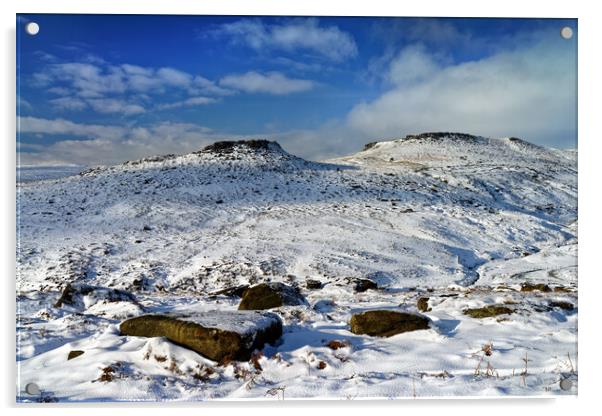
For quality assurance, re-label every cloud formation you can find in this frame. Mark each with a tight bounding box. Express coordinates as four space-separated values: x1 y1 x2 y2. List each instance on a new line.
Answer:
346 36 577 149
156 96 217 110
33 57 317 115
33 61 232 115
209 18 358 62
219 71 315 95
18 116 252 166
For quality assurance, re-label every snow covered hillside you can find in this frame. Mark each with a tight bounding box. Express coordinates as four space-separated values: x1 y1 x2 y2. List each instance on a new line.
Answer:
16 133 578 401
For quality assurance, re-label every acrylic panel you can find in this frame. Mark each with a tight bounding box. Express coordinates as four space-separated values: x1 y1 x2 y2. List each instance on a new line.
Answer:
16 14 577 402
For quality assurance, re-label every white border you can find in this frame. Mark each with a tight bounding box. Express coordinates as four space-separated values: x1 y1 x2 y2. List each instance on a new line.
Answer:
3 1 601 415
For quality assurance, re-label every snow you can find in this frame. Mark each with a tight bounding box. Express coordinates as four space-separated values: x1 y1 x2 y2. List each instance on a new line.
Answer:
142 310 282 337
16 134 577 401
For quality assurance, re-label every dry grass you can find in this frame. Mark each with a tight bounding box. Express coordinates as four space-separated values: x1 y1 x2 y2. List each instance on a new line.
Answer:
96 363 123 383
250 351 264 371
326 339 350 350
472 343 498 378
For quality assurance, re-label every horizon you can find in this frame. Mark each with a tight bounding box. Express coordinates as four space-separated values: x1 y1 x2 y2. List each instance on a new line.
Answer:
15 133 577 173
17 15 577 166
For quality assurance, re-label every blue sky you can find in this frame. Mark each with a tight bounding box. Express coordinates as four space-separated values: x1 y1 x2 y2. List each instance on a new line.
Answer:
17 15 577 166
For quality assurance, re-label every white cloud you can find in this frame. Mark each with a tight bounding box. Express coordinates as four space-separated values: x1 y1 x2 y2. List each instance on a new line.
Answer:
192 76 235 96
156 67 193 88
220 71 315 95
19 116 127 139
157 96 217 110
18 117 259 166
17 96 33 111
121 64 153 76
87 98 145 115
32 60 228 105
346 38 577 149
272 57 325 73
30 60 238 115
387 44 442 85
47 63 127 98
49 97 88 111
47 96 145 115
47 86 72 96
211 18 357 62
30 53 318 118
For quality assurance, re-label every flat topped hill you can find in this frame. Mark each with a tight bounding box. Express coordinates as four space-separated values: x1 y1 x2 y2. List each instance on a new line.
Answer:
346 132 574 170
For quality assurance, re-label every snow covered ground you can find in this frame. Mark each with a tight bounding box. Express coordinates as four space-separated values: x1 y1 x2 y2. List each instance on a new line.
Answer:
16 133 577 401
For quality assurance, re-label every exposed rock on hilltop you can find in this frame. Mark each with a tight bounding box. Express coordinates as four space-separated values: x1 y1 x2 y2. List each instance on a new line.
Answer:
403 132 483 142
198 139 283 155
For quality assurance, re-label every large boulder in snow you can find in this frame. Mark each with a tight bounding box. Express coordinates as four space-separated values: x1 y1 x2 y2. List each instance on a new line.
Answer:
349 310 429 337
238 282 308 310
120 311 282 362
54 282 138 310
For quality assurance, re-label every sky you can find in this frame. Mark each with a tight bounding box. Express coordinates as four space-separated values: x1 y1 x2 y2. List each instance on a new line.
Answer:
16 15 577 166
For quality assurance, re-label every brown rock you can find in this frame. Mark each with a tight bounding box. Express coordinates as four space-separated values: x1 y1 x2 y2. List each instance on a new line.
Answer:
306 279 323 290
55 282 137 310
67 350 84 360
120 311 282 362
417 297 431 312
520 283 552 292
238 282 308 310
349 310 429 337
549 301 574 311
463 305 514 318
352 278 378 293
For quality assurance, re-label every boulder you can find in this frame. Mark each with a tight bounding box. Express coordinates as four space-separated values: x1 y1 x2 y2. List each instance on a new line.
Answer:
67 350 84 360
549 300 574 311
306 279 323 290
209 285 249 298
120 311 282 362
417 297 431 312
349 310 429 337
238 282 308 310
54 282 138 310
350 278 378 293
463 305 514 318
520 283 552 292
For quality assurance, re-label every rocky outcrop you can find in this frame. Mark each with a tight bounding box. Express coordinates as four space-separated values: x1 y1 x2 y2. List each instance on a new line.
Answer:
520 283 552 292
209 285 249 298
120 311 283 362
199 140 282 155
54 282 138 310
350 278 378 293
349 310 429 337
306 279 323 290
548 300 574 311
463 305 514 318
238 283 308 310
